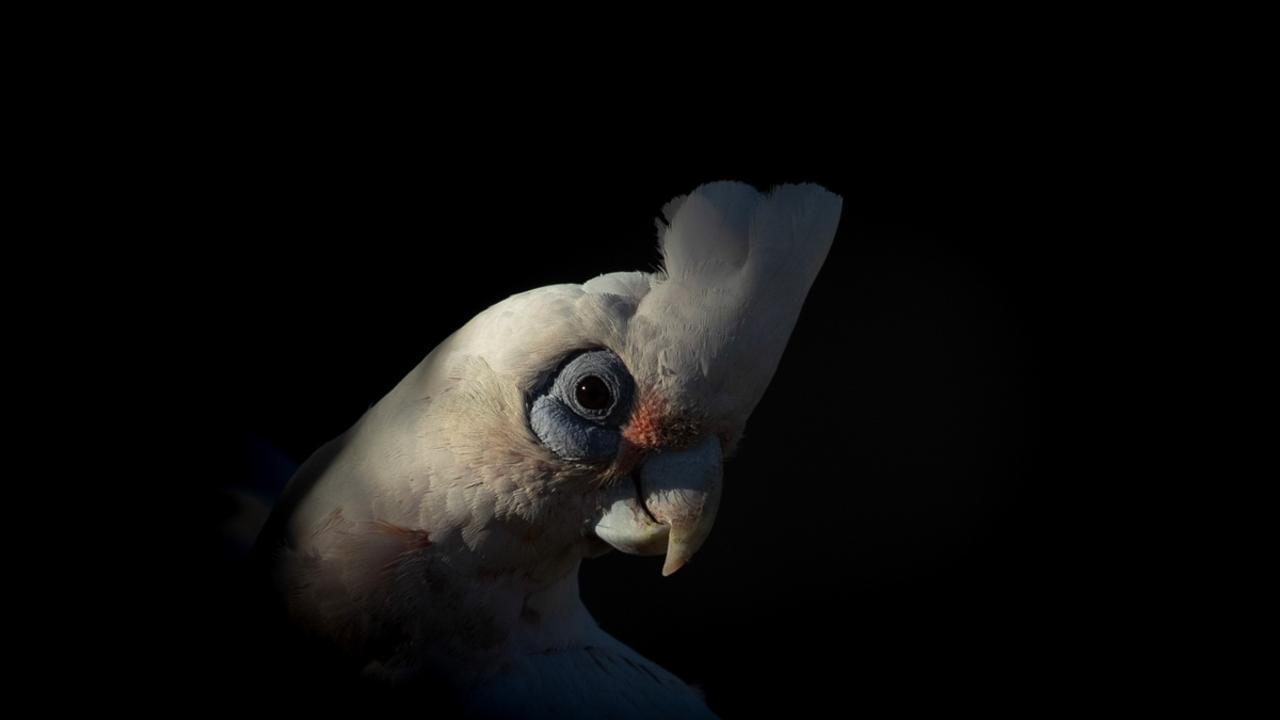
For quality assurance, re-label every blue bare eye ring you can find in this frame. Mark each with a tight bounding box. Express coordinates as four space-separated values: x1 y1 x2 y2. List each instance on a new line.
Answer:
529 349 634 461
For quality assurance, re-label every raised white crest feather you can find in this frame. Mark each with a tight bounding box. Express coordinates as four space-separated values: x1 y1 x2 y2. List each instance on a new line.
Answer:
630 181 842 428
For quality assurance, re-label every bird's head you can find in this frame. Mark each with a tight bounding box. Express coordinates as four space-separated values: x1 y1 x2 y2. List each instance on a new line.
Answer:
358 182 840 584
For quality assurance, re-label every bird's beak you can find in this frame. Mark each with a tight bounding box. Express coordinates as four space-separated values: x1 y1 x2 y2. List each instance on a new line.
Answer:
594 434 722 576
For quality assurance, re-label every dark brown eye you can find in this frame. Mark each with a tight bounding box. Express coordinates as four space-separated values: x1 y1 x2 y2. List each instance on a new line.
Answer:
575 375 612 411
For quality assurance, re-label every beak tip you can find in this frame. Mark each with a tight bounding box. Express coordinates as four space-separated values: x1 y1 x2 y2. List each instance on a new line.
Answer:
661 548 692 576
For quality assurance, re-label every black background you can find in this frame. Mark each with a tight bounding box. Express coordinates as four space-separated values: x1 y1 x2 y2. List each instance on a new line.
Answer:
152 108 1110 715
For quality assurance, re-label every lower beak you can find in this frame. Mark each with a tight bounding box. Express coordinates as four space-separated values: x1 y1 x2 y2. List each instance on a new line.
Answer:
593 434 723 576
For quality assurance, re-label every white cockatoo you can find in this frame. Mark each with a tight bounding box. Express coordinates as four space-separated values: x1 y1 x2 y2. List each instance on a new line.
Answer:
255 182 842 717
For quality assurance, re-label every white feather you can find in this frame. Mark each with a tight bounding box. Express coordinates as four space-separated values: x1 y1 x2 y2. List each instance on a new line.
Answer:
632 182 842 428
258 182 840 716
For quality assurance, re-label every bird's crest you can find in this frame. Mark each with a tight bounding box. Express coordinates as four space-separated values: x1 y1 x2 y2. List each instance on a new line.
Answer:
630 181 842 429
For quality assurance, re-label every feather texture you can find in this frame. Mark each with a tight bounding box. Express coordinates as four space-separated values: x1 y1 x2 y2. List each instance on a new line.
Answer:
632 182 842 436
256 182 840 717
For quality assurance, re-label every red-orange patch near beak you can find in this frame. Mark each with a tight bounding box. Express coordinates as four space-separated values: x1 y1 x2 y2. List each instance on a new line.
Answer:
607 392 705 482
608 392 668 478
619 391 703 460
622 392 669 451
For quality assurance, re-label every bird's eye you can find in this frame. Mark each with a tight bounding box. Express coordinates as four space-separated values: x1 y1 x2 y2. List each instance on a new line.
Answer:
575 375 612 412
529 349 635 462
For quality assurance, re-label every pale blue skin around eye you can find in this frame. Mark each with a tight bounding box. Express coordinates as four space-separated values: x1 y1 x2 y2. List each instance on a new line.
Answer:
529 349 635 462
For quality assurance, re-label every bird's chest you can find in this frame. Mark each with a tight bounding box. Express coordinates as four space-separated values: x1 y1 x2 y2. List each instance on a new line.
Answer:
362 540 588 672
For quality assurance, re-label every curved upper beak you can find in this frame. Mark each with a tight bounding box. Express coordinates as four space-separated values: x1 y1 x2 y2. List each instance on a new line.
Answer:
593 434 723 576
